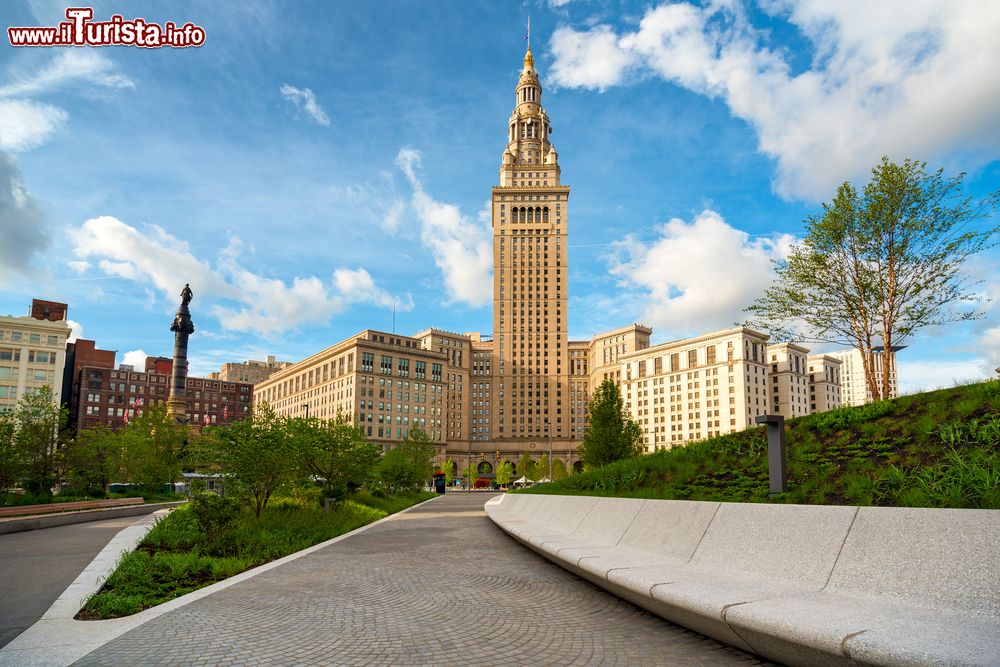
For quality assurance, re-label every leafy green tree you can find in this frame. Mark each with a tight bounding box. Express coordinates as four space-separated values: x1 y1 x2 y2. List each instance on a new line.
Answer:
395 427 437 486
120 405 186 494
0 410 26 497
442 458 456 485
516 453 536 480
463 461 479 488
4 387 68 496
202 403 294 517
293 412 379 500
551 458 568 481
376 447 418 495
536 453 551 481
747 157 999 400
64 425 122 493
494 460 514 487
578 379 644 469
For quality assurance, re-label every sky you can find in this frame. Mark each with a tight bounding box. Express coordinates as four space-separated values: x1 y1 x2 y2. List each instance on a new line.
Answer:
1 0 998 394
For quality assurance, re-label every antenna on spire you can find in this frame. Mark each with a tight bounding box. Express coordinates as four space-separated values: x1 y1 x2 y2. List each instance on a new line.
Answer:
526 15 531 48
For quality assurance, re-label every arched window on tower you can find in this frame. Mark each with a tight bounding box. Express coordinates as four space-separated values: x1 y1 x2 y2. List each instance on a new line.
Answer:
543 207 549 222
528 208 534 223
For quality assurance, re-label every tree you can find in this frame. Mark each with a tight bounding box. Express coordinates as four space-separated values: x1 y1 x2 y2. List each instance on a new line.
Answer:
536 453 551 481
462 461 479 488
4 387 68 496
120 405 186 494
395 427 437 487
516 453 536 480
203 403 295 517
292 412 379 501
376 447 417 495
578 379 644 469
551 458 568 481
0 409 26 496
747 157 999 400
495 460 514 487
442 458 456 485
64 425 123 493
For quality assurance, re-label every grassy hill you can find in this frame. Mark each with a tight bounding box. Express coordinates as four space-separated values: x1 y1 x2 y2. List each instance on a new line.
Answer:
522 379 1000 508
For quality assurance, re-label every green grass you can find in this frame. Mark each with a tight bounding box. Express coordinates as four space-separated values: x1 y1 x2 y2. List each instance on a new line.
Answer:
78 490 435 619
520 379 1000 509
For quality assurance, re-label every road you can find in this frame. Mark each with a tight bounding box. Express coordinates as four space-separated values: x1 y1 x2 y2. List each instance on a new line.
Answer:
0 516 139 648
73 493 770 666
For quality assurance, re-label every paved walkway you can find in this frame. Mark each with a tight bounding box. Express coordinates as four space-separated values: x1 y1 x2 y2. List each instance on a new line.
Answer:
0 516 141 648
74 494 771 666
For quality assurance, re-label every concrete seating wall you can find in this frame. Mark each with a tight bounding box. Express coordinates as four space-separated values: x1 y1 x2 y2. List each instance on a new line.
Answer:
485 494 1000 667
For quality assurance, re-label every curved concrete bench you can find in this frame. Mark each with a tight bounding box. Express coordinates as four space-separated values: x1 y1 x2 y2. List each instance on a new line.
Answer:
485 494 1000 666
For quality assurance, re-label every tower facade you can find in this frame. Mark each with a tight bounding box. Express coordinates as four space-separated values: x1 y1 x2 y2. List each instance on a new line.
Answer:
490 45 571 455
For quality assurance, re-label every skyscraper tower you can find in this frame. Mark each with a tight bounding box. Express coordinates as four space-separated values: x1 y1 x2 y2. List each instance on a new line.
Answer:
491 43 571 453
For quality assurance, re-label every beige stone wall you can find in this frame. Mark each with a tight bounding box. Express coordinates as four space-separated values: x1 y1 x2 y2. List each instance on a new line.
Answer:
0 314 71 412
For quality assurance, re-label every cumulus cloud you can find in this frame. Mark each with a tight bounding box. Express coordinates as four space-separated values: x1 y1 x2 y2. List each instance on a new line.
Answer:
123 349 148 370
608 209 795 336
0 150 49 286
67 319 83 343
395 148 492 307
280 84 330 125
334 267 414 310
69 216 409 335
548 1 1000 200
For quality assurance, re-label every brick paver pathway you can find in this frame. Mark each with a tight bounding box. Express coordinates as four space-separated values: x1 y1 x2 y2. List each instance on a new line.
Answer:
74 494 771 666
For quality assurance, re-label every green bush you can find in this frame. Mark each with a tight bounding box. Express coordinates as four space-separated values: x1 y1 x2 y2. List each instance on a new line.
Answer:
189 493 242 542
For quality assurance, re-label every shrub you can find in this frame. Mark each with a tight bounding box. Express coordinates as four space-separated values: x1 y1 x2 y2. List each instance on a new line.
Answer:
189 493 242 542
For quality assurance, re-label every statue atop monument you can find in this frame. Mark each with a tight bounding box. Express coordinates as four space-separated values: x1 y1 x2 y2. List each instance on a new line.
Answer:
167 283 195 423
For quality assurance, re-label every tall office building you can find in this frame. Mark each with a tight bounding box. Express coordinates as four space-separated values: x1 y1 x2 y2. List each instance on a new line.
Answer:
0 299 71 413
826 347 902 406
491 43 570 453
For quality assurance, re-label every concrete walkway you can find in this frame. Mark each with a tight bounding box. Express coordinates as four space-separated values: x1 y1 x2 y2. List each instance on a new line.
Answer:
69 494 769 666
0 516 141 648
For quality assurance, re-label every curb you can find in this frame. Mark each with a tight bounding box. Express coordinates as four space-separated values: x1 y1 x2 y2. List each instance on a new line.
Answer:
0 495 440 667
0 502 187 535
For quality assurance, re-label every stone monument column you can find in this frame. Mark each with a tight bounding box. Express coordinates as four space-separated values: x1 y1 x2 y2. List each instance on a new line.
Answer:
167 283 195 424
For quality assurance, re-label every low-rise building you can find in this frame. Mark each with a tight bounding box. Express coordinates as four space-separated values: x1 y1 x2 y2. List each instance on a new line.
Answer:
208 355 291 384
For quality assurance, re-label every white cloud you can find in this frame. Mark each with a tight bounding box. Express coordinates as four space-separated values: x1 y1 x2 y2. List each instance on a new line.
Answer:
67 319 83 343
280 84 330 126
548 1 1000 200
123 349 148 370
897 358 994 395
69 215 406 335
329 171 406 232
0 50 133 97
550 25 636 91
0 99 67 151
0 50 131 151
334 267 413 310
395 148 492 308
0 149 49 286
608 209 795 336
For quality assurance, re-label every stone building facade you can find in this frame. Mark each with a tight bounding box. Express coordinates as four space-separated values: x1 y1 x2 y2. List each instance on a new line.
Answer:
0 299 71 413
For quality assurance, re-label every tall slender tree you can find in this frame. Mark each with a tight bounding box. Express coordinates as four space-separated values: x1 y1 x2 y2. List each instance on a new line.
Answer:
578 379 644 469
747 157 999 400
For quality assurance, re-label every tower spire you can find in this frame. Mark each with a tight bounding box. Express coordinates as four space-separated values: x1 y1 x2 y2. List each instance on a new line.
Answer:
527 15 531 49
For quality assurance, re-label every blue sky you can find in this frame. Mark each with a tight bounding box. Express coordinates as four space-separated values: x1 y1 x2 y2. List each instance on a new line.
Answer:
1 0 998 393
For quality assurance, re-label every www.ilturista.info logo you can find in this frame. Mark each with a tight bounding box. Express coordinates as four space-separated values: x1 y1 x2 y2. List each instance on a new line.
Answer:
8 7 206 48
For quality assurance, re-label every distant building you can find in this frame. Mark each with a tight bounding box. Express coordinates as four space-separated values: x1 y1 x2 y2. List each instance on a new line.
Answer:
618 327 772 452
254 330 448 455
767 343 812 420
208 355 291 384
807 354 843 413
826 347 903 406
0 299 72 413
72 358 252 434
63 338 116 431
